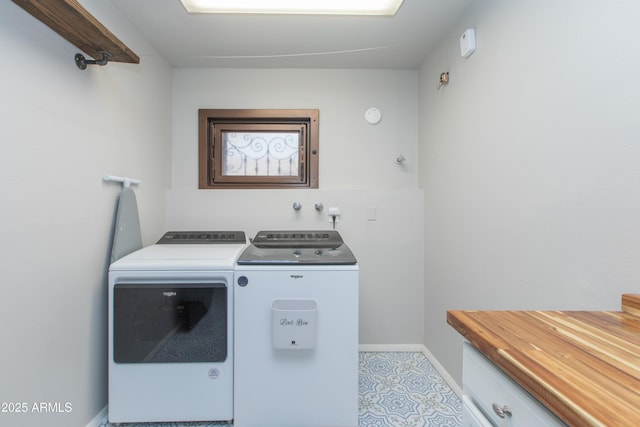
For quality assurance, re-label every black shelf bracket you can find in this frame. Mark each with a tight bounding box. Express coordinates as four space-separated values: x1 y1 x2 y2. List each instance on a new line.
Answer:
75 51 112 70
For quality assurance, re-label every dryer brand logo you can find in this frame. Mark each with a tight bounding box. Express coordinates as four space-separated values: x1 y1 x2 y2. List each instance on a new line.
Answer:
163 291 177 297
290 274 304 279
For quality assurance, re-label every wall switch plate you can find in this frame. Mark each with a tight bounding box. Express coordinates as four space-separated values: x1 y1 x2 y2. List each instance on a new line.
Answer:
367 207 377 221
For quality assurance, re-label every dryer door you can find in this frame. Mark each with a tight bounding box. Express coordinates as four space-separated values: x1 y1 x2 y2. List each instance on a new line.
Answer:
113 283 227 363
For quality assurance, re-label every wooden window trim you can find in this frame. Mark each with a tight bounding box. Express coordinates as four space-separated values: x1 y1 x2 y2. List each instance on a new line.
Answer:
198 109 319 189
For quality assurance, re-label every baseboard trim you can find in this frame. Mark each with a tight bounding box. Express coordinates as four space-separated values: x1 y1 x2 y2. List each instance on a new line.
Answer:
359 343 462 397
85 405 107 427
418 345 462 397
358 343 425 352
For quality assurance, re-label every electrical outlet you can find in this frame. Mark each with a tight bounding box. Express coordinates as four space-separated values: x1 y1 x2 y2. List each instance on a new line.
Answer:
328 207 341 223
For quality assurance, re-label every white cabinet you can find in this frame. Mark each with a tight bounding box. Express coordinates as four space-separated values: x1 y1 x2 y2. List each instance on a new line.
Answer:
462 342 566 427
462 395 493 427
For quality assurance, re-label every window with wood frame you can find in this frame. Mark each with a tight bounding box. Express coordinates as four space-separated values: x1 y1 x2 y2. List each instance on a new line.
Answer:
198 109 319 189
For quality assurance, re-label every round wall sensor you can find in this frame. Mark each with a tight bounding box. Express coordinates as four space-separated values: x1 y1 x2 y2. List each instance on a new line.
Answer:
365 107 382 125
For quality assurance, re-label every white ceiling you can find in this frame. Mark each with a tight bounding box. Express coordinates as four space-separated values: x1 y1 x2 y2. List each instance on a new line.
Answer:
110 0 472 68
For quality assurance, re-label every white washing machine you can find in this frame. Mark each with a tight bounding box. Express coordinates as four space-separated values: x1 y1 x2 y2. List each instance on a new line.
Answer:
234 231 359 427
107 231 247 424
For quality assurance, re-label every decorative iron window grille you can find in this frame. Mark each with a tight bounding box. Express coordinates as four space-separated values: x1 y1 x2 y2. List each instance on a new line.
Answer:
216 123 305 181
199 109 319 189
222 131 300 177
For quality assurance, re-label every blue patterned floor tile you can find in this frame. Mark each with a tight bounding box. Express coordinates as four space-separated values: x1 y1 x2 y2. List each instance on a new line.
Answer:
358 352 462 427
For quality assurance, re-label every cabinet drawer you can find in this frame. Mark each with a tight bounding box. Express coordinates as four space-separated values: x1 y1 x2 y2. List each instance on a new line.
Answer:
463 342 566 427
462 395 493 427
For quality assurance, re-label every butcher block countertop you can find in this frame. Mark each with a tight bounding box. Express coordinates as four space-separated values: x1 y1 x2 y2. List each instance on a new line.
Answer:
447 294 640 427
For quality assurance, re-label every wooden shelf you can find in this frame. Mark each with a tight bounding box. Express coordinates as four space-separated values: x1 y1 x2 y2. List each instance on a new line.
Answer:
11 0 139 64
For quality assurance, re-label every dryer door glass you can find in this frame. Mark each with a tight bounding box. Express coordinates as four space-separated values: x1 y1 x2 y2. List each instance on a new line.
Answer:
113 283 227 363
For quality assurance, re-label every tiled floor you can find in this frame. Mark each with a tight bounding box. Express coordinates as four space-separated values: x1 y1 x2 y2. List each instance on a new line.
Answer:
359 352 461 426
100 352 461 427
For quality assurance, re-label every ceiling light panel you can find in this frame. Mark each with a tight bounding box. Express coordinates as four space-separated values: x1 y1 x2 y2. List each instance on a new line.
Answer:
180 0 405 16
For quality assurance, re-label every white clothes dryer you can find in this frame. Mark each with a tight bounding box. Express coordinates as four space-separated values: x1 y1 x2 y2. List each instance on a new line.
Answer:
108 231 247 424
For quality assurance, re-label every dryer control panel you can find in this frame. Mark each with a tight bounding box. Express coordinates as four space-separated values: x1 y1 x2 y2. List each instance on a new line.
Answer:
157 231 246 244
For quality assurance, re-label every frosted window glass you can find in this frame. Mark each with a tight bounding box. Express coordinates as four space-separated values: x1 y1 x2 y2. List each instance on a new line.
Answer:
222 131 300 176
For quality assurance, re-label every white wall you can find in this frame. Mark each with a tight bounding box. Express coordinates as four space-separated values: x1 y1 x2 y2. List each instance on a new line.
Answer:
168 68 424 344
420 0 640 384
0 1 172 426
172 68 419 190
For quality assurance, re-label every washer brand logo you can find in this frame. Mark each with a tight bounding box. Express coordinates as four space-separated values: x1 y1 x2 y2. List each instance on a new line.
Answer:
163 291 177 297
208 368 220 379
290 274 304 279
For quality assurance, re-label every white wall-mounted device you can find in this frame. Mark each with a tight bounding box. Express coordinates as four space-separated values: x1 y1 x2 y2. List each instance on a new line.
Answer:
460 28 476 58
365 107 382 125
